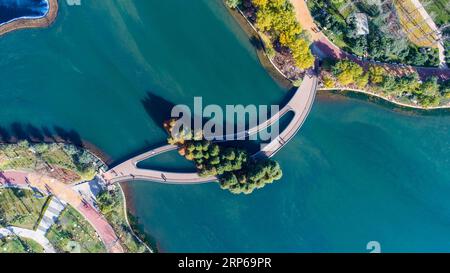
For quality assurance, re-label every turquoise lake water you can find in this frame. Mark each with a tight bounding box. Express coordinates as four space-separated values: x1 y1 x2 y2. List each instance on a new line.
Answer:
0 0 449 252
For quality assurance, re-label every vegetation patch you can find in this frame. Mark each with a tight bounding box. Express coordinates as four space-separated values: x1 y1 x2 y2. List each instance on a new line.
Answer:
226 0 315 81
46 206 106 253
97 187 148 253
393 0 440 48
308 0 440 67
420 0 450 27
0 141 101 183
0 236 44 253
0 188 48 230
165 119 283 194
321 59 450 107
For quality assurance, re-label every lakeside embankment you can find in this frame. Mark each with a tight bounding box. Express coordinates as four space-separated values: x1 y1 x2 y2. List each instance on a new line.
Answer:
0 0 58 37
224 3 292 89
319 88 450 111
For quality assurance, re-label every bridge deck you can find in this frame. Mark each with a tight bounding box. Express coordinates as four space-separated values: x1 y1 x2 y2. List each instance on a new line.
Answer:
104 70 318 184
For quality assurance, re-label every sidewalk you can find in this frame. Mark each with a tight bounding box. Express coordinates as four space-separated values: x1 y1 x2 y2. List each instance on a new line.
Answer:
36 197 67 235
0 226 56 253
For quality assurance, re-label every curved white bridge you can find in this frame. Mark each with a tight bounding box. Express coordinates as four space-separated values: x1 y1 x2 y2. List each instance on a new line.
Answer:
104 69 318 184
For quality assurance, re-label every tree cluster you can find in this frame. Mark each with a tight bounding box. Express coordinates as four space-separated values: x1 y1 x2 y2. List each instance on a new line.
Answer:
252 0 315 69
328 60 449 107
308 0 440 67
164 118 283 194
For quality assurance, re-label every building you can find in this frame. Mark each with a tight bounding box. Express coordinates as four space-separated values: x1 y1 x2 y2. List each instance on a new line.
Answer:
352 12 370 36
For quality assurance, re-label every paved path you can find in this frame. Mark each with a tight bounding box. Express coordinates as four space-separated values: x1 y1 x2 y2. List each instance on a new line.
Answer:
0 226 56 253
104 68 318 184
0 171 123 253
290 0 450 80
36 197 66 235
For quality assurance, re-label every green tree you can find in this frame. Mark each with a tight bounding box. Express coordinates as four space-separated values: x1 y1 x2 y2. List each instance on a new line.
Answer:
332 60 364 86
368 66 386 84
225 0 241 9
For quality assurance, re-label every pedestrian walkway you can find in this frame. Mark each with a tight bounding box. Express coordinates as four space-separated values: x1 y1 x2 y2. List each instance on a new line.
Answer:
0 226 56 253
36 197 67 235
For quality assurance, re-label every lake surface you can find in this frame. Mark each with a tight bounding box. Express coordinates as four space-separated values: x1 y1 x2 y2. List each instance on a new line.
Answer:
0 0 49 25
1 0 449 252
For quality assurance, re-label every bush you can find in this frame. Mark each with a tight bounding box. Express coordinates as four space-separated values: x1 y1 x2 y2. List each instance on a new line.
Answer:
225 0 241 9
332 60 365 86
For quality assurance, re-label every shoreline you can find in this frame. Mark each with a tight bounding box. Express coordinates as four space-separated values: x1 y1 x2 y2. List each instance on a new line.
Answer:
0 0 58 37
224 3 292 89
319 88 450 111
117 183 154 253
0 170 124 253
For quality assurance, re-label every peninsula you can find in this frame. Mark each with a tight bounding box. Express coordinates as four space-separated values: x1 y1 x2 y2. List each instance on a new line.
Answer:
0 0 58 37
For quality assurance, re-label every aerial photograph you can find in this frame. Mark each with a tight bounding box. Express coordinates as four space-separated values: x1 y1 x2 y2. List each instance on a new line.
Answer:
0 0 449 262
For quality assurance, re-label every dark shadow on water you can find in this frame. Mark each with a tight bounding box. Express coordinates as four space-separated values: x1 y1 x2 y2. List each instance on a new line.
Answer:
0 126 11 143
249 36 263 50
54 126 83 147
26 124 45 142
218 140 261 155
141 92 176 133
0 123 110 163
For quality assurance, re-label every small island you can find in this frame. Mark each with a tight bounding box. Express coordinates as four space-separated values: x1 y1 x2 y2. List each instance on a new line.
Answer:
164 118 283 195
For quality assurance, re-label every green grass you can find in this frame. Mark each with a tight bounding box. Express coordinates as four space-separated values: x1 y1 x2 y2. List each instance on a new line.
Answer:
421 0 450 26
46 206 106 253
0 188 48 229
97 187 148 253
0 141 98 183
0 236 44 253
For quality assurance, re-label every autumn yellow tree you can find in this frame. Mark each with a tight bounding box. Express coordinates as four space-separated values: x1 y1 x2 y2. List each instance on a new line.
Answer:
368 65 386 84
252 0 268 7
355 73 369 88
322 75 335 88
252 0 314 70
332 60 364 86
290 39 315 69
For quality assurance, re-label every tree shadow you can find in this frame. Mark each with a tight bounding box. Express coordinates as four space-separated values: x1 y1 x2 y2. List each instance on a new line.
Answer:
0 122 113 163
0 123 83 147
249 36 262 50
141 92 177 133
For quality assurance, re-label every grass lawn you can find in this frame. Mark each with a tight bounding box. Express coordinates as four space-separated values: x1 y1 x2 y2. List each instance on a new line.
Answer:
0 188 48 229
0 236 44 253
0 142 98 183
46 206 106 253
